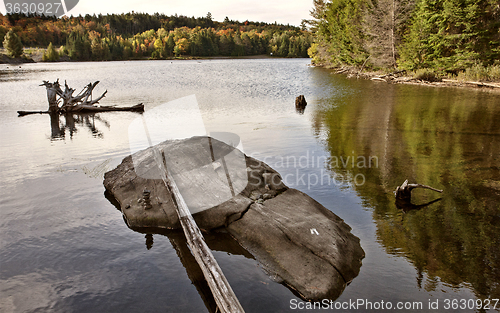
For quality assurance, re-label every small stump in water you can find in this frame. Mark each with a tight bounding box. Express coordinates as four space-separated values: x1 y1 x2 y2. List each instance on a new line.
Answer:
295 95 307 113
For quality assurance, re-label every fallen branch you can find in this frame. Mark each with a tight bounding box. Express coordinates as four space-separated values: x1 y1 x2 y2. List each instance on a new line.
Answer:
395 179 443 202
17 110 50 116
441 79 500 88
18 103 144 116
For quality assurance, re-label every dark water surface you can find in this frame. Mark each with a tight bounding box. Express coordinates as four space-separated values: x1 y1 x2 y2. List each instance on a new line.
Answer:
1 59 499 312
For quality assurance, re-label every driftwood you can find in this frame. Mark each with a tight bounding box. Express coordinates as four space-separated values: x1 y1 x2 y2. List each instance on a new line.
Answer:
40 79 108 112
441 79 500 89
395 179 443 202
17 80 144 116
335 67 349 74
18 103 144 117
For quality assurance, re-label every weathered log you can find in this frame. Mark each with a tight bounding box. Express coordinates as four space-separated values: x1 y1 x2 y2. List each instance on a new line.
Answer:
442 79 500 89
17 110 50 116
18 103 144 116
153 146 245 313
395 179 443 202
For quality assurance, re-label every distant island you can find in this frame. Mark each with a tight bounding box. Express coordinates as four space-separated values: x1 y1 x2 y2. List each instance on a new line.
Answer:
0 12 312 63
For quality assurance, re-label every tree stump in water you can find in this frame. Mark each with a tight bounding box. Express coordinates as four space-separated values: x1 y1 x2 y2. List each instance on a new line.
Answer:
295 95 307 113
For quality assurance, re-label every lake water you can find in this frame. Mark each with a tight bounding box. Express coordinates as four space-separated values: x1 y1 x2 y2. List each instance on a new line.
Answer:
1 59 499 312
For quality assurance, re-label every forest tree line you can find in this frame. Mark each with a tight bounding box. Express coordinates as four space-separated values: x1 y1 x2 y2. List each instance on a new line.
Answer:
307 0 500 76
0 12 312 61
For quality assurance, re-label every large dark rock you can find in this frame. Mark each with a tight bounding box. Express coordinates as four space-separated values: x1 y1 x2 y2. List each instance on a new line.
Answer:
103 136 364 300
104 136 286 230
227 188 364 300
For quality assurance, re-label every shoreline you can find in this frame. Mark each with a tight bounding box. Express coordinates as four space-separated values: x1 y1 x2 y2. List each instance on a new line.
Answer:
314 65 500 93
3 54 499 92
0 52 279 65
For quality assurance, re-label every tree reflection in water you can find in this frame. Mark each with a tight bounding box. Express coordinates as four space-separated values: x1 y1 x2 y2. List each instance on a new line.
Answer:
312 76 500 299
49 112 110 140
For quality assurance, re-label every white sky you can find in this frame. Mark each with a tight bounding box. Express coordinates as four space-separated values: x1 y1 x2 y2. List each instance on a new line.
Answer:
1 0 313 27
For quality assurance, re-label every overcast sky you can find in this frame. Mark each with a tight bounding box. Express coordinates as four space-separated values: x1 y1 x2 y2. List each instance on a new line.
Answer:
1 0 313 26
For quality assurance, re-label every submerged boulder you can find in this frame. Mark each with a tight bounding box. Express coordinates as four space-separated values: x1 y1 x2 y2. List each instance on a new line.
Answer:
103 136 364 300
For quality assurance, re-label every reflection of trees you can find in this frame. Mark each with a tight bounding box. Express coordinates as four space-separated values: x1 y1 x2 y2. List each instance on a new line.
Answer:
49 113 110 140
312 74 500 299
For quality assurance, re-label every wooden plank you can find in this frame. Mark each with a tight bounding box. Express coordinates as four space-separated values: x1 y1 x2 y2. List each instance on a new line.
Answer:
154 149 245 313
442 79 500 88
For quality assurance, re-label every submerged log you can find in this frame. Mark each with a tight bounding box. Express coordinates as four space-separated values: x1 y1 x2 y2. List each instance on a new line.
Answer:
395 179 443 202
103 136 365 301
18 103 144 116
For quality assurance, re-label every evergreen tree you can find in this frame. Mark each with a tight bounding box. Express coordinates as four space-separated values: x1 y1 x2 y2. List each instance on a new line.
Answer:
42 42 59 62
0 26 7 44
310 0 369 65
165 34 175 56
398 0 500 71
3 29 23 58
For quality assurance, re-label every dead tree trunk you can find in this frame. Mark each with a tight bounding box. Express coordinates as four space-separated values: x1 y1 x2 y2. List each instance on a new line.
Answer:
40 80 60 113
40 79 107 113
19 80 143 116
295 95 307 113
395 179 443 202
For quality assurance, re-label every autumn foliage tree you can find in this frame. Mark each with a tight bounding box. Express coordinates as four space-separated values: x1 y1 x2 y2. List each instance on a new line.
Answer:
3 29 23 57
0 12 312 61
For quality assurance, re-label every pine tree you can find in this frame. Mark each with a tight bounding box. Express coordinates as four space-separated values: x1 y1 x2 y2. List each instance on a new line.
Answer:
398 0 500 71
42 42 59 62
3 29 23 58
165 34 175 56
